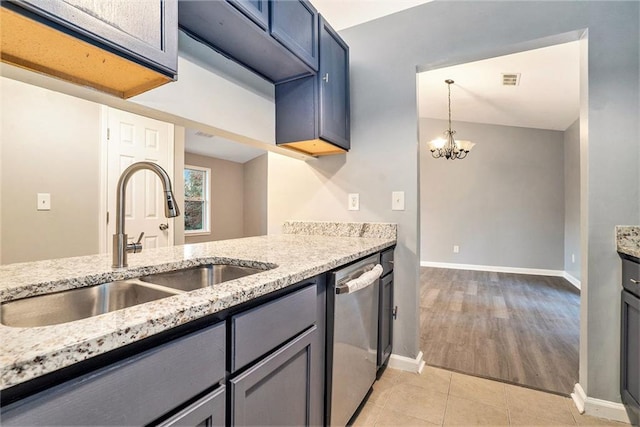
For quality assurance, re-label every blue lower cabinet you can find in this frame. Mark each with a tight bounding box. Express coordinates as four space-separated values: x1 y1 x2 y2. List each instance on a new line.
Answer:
0 323 226 426
157 387 226 427
230 326 319 426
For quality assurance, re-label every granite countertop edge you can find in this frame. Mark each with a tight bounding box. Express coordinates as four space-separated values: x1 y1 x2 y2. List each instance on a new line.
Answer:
0 232 396 391
616 225 640 260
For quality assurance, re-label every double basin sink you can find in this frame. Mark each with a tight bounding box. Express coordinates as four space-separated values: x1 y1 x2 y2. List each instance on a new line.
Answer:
1 264 268 328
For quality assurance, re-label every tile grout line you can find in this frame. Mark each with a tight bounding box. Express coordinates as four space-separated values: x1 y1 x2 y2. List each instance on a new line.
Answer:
504 383 513 426
440 372 453 426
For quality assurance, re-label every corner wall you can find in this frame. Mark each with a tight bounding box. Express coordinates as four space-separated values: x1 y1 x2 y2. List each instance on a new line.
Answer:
419 118 565 270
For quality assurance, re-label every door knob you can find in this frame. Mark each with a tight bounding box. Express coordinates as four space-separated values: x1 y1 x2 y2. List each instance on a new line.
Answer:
159 223 169 231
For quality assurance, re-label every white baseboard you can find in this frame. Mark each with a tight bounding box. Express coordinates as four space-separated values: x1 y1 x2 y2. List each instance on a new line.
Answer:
420 261 582 290
388 351 425 374
563 272 582 290
571 383 632 424
571 383 587 413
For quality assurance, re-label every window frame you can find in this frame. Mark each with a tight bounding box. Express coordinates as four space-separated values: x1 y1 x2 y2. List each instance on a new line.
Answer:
183 164 211 236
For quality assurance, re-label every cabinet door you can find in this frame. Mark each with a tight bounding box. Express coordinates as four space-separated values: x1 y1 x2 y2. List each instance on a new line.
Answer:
157 387 225 427
270 0 318 71
378 274 394 368
621 291 640 415
230 326 318 426
227 0 268 30
10 0 178 75
318 15 350 150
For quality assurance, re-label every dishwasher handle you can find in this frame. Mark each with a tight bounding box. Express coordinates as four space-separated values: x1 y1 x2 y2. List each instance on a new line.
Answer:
336 264 383 295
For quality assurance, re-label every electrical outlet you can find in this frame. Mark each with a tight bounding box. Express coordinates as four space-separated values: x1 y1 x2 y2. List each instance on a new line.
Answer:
391 191 405 211
453 245 460 254
37 193 51 211
348 193 360 211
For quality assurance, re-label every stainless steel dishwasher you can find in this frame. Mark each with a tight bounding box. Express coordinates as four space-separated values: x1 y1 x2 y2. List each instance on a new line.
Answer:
326 254 383 426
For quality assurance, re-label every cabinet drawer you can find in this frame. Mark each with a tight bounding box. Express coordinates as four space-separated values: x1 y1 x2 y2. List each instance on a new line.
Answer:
1 322 225 426
622 257 640 297
231 283 317 372
381 248 394 277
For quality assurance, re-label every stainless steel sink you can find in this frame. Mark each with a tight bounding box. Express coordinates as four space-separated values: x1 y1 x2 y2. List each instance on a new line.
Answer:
1 281 179 328
139 264 266 292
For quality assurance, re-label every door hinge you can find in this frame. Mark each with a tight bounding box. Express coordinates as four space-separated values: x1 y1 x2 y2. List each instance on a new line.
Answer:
106 128 110 140
106 211 109 224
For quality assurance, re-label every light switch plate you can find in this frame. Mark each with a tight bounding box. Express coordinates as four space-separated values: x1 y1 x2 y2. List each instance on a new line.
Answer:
348 193 360 211
37 193 51 211
392 191 405 211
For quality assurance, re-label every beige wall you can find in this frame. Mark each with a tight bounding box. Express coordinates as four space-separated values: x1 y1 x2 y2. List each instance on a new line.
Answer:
184 153 245 243
243 154 268 237
0 78 101 264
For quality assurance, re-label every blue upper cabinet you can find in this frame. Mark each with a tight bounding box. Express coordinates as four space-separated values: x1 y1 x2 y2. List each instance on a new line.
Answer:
318 16 349 150
179 0 317 83
228 0 269 30
270 1 318 71
1 0 178 98
275 15 350 156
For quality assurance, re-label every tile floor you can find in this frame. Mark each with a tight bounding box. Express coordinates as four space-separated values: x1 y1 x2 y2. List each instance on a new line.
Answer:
351 366 630 426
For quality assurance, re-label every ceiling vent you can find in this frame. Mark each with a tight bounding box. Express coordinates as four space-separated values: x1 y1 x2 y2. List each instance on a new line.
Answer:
502 73 521 86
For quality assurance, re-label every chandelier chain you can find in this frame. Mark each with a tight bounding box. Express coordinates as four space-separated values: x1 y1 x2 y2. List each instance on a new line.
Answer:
448 81 452 132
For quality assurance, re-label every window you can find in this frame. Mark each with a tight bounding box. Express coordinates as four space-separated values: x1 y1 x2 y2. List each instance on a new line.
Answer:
184 165 210 234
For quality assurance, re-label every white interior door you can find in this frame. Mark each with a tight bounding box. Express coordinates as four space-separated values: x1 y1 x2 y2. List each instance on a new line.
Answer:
105 107 175 253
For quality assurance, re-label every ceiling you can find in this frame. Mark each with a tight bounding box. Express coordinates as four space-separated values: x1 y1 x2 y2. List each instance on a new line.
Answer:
185 129 265 164
418 41 580 131
311 0 432 31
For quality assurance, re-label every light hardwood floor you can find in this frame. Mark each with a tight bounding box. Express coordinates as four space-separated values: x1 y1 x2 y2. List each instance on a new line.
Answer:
419 267 580 395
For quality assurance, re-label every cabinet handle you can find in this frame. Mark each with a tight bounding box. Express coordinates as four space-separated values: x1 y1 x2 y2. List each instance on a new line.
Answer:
631 278 640 284
392 306 398 320
322 73 329 83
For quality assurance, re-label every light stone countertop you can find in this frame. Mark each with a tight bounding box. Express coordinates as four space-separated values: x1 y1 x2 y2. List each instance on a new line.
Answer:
617 226 640 260
0 228 395 391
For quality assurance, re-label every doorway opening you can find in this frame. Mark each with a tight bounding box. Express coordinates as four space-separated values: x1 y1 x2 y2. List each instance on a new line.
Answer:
417 39 583 395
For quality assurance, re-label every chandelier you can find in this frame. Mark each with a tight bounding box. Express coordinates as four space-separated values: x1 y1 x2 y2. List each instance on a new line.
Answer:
427 79 475 160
